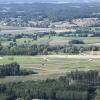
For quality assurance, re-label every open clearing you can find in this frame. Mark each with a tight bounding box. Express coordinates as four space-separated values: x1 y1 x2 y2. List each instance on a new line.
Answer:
2 36 100 46
0 55 100 83
15 36 100 46
49 37 100 46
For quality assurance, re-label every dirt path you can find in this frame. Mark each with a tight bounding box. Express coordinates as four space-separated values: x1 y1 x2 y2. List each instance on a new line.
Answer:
42 55 100 59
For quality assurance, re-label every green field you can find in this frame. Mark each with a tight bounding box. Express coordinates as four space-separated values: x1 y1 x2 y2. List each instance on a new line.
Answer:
16 36 49 45
1 36 100 46
0 55 100 83
16 36 100 45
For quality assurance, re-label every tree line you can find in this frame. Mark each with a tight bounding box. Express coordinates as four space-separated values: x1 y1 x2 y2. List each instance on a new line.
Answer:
0 43 100 55
0 3 100 24
0 70 100 100
0 63 36 77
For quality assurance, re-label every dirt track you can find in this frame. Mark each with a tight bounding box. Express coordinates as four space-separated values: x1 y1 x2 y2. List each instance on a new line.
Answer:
43 55 100 59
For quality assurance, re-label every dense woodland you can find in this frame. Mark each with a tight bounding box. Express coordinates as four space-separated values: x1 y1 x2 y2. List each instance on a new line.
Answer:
0 63 35 77
0 3 100 26
0 63 20 77
0 70 100 100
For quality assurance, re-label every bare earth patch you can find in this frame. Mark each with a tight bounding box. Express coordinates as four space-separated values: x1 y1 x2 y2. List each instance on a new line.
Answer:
45 55 100 59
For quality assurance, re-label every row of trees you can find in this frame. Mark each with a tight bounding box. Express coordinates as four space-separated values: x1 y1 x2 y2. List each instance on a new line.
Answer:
0 63 35 77
0 70 99 100
1 31 100 45
0 41 100 55
0 32 56 41
0 42 100 55
0 63 20 77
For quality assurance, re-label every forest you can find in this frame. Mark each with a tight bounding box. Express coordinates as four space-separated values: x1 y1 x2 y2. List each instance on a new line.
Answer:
0 63 36 77
0 70 100 100
0 3 100 26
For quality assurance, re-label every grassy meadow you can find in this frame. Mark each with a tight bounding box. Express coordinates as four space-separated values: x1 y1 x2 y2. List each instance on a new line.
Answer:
0 55 100 83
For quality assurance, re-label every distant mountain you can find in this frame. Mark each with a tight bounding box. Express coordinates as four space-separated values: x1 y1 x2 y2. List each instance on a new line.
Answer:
0 0 100 4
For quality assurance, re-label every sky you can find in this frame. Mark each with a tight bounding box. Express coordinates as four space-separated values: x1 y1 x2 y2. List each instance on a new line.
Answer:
0 0 100 3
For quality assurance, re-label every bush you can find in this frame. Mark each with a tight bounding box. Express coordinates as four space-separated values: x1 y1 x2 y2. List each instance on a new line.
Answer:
19 70 37 76
69 39 84 44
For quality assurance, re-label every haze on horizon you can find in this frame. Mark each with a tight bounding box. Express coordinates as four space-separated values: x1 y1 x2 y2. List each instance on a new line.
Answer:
0 0 100 3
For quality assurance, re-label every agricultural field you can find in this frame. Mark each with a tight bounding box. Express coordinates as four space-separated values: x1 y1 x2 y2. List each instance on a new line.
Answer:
15 36 100 46
16 36 50 45
1 35 100 46
49 36 100 46
0 55 100 83
0 26 75 34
